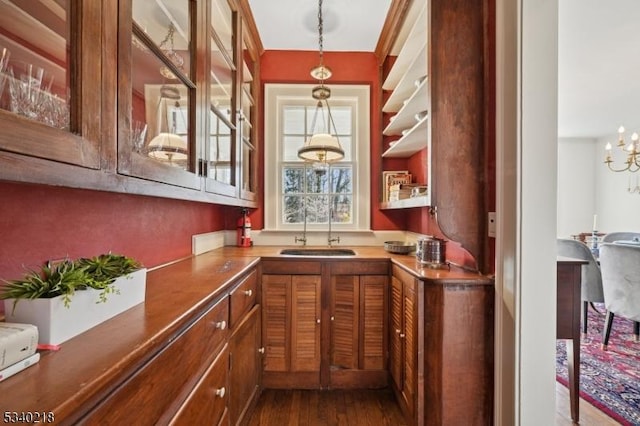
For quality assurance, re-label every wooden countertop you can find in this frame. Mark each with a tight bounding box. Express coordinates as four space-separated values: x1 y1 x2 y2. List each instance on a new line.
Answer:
0 247 491 421
219 245 493 284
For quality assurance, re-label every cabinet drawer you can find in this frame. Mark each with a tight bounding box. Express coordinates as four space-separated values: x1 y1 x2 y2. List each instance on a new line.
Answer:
170 345 229 425
229 269 257 328
83 297 229 424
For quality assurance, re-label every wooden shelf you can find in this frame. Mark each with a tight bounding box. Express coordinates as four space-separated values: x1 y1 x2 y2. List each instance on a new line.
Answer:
379 195 430 210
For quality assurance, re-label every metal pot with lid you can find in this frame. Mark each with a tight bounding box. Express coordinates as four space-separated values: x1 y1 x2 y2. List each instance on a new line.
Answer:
416 236 448 268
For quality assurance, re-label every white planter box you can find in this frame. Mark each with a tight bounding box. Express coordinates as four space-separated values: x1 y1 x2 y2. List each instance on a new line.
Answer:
3 268 147 345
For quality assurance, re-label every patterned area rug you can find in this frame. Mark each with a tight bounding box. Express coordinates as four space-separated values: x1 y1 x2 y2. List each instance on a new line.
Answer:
556 303 640 425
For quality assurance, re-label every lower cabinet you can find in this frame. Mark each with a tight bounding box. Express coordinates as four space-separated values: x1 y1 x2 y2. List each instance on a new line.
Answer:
79 266 262 426
389 265 420 423
262 269 322 388
261 260 388 389
170 345 229 425
389 264 494 426
229 305 262 425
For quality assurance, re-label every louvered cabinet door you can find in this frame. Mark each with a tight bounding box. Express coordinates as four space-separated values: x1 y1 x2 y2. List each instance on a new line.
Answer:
262 275 289 372
402 279 416 416
331 275 359 369
290 275 322 372
389 275 404 390
361 275 387 370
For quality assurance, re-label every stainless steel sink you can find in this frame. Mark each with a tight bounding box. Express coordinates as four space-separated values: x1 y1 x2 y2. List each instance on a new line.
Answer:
279 248 356 256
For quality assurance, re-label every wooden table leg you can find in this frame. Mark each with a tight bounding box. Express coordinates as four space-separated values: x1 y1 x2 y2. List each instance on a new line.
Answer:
566 337 580 423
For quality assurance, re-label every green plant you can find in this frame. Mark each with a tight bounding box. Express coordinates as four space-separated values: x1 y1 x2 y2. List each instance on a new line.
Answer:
0 253 142 310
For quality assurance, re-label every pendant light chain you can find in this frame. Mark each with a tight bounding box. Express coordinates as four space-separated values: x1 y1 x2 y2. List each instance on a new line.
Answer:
318 0 324 70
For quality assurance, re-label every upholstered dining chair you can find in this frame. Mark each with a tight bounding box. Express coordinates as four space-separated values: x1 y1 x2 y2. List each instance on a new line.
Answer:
601 231 640 243
598 242 640 349
557 238 604 334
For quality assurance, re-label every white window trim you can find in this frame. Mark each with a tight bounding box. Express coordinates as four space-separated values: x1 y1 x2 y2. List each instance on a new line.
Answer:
264 83 370 232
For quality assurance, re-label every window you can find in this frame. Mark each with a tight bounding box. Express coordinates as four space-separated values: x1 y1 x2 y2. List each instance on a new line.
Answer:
265 84 370 231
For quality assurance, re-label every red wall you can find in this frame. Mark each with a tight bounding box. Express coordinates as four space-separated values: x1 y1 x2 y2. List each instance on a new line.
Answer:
0 182 226 284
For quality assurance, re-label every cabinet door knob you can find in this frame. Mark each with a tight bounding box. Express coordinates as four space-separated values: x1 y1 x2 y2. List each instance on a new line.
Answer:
395 329 401 334
215 387 226 398
244 289 253 297
316 318 321 324
214 320 227 330
399 333 406 339
258 347 265 354
330 316 335 321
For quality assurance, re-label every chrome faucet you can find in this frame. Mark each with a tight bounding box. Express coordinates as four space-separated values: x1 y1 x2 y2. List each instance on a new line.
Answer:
327 206 340 246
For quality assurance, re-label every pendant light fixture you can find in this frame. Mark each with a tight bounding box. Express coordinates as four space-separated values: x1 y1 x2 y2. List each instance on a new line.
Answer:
297 0 344 164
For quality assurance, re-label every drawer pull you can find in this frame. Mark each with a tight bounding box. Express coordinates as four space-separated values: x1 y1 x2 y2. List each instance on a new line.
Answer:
243 289 253 297
258 347 265 354
215 387 226 398
214 320 227 330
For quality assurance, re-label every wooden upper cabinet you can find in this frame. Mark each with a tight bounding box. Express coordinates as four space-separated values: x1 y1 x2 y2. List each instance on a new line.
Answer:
117 0 201 190
0 1 101 169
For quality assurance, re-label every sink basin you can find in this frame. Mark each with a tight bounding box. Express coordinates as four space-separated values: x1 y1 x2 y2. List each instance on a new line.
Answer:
279 248 356 256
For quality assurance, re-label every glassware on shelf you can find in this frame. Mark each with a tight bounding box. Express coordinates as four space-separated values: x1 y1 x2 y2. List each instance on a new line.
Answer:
0 47 10 105
7 64 69 130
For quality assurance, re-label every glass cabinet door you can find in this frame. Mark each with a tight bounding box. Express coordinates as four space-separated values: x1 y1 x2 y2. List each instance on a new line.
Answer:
117 0 200 189
0 1 101 169
205 0 236 197
239 29 256 200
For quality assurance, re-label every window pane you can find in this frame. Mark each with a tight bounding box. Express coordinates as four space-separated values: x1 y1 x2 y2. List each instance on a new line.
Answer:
331 106 352 134
284 106 306 134
283 195 305 223
0 1 70 130
330 166 352 193
283 166 305 193
283 135 305 161
306 168 329 194
306 195 329 223
332 194 353 224
338 136 352 161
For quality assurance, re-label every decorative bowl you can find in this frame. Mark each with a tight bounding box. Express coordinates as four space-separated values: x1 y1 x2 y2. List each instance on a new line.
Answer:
383 241 415 254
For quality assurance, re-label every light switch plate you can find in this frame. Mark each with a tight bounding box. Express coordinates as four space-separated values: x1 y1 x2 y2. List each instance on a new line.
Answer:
488 212 496 238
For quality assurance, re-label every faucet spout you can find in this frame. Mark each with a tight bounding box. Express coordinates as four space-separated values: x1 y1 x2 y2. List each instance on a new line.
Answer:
327 205 340 246
296 197 308 245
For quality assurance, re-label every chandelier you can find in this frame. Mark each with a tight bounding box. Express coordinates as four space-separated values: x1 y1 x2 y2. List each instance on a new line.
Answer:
297 0 344 164
604 126 640 172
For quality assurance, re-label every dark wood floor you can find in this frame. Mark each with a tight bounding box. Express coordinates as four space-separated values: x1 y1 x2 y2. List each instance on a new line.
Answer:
248 386 621 425
247 389 408 426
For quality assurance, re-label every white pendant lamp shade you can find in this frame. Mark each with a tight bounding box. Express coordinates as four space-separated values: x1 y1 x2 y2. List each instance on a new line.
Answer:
298 133 344 163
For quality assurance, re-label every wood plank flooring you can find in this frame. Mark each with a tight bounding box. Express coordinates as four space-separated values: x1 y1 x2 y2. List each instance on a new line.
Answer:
247 386 621 425
247 389 407 426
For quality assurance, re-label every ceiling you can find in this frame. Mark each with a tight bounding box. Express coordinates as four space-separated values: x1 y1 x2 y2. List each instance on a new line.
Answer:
248 0 638 140
247 0 393 52
557 0 638 139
